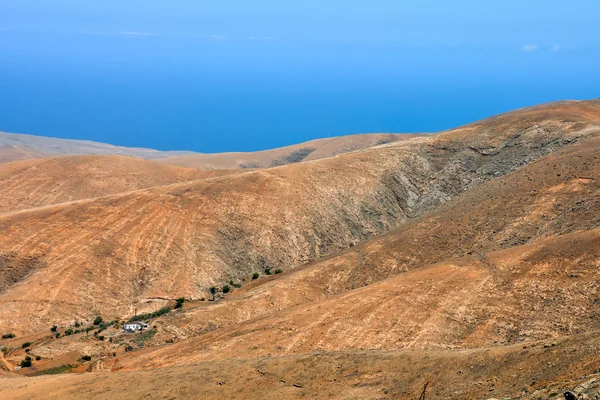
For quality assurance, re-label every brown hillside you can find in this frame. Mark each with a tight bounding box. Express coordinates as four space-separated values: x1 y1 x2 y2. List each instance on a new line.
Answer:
0 155 238 214
3 101 600 399
157 133 422 169
0 100 598 336
112 129 600 369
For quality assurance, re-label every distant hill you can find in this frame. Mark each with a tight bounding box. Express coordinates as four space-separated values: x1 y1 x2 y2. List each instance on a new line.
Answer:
0 130 423 169
0 145 51 164
157 133 424 169
0 131 196 162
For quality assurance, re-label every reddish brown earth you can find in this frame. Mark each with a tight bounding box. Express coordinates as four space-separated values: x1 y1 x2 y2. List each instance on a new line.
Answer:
2 100 600 399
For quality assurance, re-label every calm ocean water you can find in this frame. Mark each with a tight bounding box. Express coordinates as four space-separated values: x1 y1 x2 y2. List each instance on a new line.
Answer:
0 57 597 153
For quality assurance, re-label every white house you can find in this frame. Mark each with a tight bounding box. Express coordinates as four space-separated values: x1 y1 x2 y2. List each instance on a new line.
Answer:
123 322 141 332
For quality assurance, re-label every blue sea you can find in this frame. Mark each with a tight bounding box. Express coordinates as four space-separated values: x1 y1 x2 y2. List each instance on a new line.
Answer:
0 32 598 153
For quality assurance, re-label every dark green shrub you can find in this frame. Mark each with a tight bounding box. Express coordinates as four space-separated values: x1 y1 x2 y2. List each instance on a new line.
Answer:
64 328 73 336
127 307 170 323
210 287 217 300
97 335 105 341
85 326 95 333
200 298 206 301
265 268 272 275
74 321 81 328
50 325 57 332
275 269 283 274
22 342 31 348
174 297 185 309
35 355 41 361
1 333 15 339
252 273 260 280
93 316 103 326
20 356 32 368
80 355 92 361
222 285 231 294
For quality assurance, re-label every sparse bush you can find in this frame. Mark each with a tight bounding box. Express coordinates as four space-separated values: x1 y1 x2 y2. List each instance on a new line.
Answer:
73 321 81 328
80 355 92 362
97 322 112 333
210 287 217 301
32 364 76 376
64 328 73 336
25 349 30 353
270 148 316 167
222 285 231 294
93 316 103 326
97 335 105 341
174 297 185 309
22 342 31 348
274 269 283 274
127 307 170 323
1 333 15 339
85 326 95 333
252 273 260 280
20 356 32 368
200 298 206 301
35 355 41 361
265 268 272 275
50 325 57 332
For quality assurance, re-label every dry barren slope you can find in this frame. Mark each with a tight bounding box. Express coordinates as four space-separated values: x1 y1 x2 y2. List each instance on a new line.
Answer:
0 155 239 214
3 332 600 399
0 131 196 162
0 145 52 164
157 133 422 169
113 130 600 369
0 100 599 336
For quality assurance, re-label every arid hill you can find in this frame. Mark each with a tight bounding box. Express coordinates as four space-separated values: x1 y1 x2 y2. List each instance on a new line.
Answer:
2 100 600 399
0 145 51 164
157 133 422 169
0 131 195 162
0 155 238 215
0 130 421 168
0 100 598 334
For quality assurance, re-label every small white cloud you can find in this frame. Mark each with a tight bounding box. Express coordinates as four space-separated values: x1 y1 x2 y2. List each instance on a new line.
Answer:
551 44 561 53
118 31 155 36
249 36 272 41
521 44 540 53
209 34 227 40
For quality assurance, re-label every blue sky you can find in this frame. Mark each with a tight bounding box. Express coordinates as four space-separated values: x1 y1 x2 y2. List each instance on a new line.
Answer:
0 1 598 152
